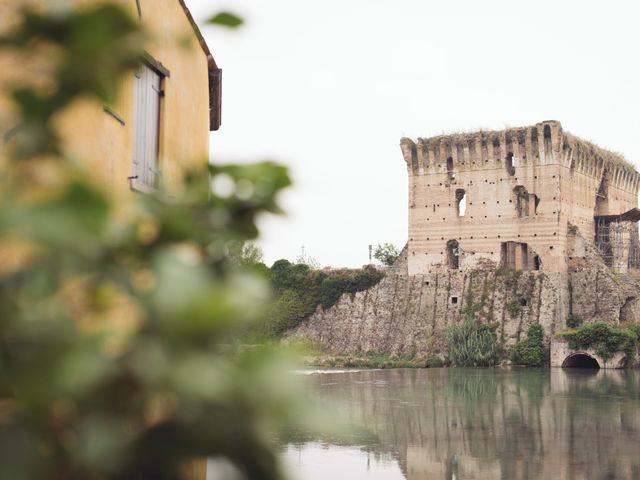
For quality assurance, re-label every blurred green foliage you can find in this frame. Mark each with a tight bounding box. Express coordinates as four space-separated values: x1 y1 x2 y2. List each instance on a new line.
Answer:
511 323 546 366
207 12 245 29
228 242 264 267
0 4 146 157
0 4 302 480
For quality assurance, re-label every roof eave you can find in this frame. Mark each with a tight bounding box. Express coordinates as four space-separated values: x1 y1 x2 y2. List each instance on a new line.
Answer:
178 0 221 131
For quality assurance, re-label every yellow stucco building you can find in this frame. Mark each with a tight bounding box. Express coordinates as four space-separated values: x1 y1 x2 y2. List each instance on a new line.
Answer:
0 0 220 197
0 2 220 479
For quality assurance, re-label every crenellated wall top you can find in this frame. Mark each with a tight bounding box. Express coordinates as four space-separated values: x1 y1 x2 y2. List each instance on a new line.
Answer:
400 121 640 193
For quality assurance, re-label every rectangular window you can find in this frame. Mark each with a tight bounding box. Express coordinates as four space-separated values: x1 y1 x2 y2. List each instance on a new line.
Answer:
501 241 530 271
132 62 164 190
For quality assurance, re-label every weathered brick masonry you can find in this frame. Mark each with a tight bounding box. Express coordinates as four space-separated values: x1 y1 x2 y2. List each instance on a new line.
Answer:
290 121 640 357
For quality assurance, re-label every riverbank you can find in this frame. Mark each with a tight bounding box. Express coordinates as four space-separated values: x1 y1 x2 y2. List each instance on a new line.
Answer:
302 353 445 369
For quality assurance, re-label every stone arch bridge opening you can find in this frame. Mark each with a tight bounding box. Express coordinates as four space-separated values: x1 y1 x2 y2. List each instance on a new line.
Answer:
561 353 600 369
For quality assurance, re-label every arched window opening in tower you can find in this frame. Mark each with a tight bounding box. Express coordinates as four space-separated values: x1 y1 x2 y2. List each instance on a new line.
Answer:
505 152 515 176
447 240 460 269
455 189 467 217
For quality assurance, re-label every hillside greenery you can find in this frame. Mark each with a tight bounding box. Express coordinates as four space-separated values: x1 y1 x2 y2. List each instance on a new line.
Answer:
257 261 384 338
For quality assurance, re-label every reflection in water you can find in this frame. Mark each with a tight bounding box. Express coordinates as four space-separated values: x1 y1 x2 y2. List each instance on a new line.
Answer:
281 443 404 480
282 368 640 480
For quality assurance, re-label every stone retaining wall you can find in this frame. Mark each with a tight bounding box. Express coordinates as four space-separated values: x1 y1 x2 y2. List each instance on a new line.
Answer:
288 231 640 359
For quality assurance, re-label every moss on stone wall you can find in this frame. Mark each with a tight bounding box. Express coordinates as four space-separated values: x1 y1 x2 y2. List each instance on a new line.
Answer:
506 301 522 318
556 322 640 363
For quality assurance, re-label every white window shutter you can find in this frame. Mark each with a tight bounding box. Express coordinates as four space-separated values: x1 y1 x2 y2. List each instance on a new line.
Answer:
132 64 161 188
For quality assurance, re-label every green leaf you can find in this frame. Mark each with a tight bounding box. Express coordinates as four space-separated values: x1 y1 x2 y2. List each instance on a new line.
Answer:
207 11 244 29
0 4 307 479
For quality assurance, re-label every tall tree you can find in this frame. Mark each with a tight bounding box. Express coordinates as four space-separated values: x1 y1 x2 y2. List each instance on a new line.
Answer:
373 243 400 266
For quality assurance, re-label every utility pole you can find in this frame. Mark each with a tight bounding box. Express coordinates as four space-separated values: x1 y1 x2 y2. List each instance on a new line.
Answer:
368 244 372 264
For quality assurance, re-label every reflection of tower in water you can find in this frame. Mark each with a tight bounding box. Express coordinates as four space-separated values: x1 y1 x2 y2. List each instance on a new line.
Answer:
297 369 640 480
445 454 458 480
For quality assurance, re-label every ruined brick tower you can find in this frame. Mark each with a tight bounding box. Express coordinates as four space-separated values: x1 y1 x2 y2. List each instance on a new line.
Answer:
400 121 640 275
289 121 640 360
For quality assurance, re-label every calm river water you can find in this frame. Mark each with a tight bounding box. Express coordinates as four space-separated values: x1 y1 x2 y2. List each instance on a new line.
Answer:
280 368 640 480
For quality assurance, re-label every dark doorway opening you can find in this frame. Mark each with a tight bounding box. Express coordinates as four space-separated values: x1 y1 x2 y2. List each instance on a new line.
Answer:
447 240 460 269
501 241 529 271
533 255 541 271
562 354 600 369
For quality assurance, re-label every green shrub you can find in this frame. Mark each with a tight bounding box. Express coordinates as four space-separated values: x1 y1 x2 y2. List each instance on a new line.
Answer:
445 320 500 367
557 322 639 363
566 314 583 328
623 322 640 339
262 289 310 337
506 301 522 318
511 323 546 366
425 356 445 368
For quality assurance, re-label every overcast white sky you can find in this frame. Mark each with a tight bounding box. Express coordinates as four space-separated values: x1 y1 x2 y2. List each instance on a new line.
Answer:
185 0 640 268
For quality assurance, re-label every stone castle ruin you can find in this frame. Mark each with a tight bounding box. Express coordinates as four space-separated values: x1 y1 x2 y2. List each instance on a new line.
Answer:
290 121 640 365
401 120 640 275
